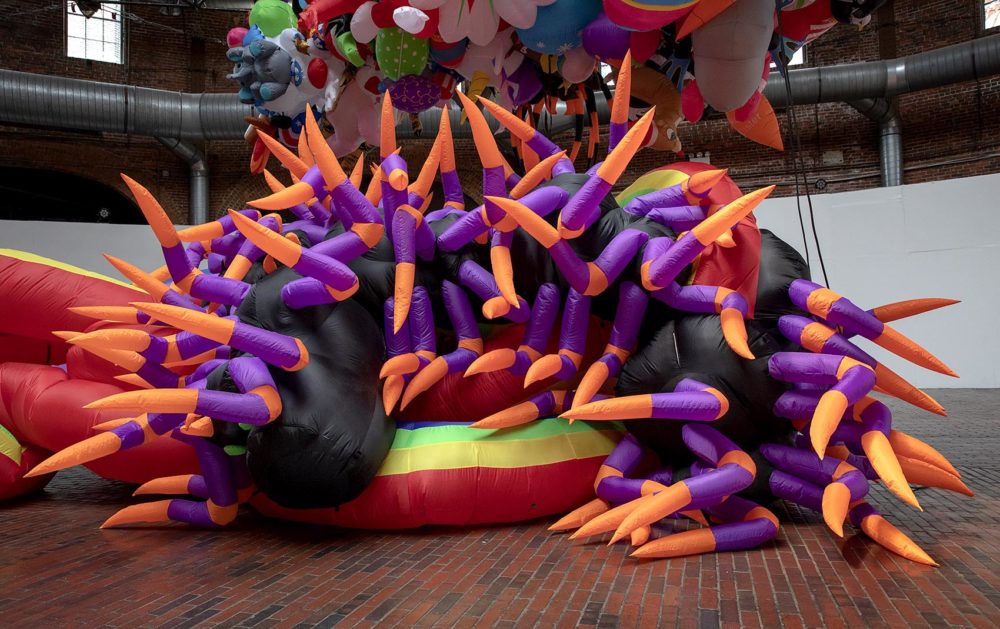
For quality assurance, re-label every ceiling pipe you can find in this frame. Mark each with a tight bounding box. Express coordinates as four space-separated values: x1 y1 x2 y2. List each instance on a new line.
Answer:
156 137 209 223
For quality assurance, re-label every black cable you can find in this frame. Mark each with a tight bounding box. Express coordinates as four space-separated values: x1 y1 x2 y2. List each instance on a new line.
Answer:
776 8 830 288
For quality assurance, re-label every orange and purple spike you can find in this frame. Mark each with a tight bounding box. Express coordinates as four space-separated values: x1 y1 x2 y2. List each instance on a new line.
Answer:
478 97 575 177
524 289 591 387
465 282 560 378
131 302 308 371
472 390 576 430
557 109 656 239
631 496 778 558
103 254 202 311
788 280 957 377
562 378 728 423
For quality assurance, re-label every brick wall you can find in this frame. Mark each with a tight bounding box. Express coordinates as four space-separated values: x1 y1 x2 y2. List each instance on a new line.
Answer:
1 0 998 219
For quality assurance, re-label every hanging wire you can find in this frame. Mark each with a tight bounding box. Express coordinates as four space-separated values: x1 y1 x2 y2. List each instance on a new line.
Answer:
775 7 831 288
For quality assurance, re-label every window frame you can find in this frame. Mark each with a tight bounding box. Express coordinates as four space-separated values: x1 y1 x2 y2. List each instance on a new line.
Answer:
65 1 124 65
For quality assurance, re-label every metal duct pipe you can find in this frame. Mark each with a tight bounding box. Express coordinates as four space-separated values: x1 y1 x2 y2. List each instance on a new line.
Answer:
0 69 251 140
156 137 209 223
763 34 1000 106
849 98 902 186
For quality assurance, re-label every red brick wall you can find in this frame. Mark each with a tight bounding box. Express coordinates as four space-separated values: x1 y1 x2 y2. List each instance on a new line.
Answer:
0 3 257 222
1 0 998 218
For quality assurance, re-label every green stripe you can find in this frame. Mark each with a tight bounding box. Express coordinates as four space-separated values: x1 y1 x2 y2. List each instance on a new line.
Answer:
0 425 23 466
391 418 623 449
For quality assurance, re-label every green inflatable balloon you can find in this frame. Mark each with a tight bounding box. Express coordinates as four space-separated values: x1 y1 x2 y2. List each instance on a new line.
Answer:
249 0 296 38
376 27 428 81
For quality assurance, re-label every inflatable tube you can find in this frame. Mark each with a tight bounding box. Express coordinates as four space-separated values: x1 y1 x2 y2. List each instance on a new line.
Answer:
251 418 622 528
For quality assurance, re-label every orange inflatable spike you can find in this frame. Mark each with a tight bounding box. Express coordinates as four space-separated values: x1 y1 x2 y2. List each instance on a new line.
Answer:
437 106 457 170
52 330 81 342
860 431 921 510
611 483 691 545
130 302 236 345
631 528 719 558
470 401 543 430
811 391 849 459
256 131 309 179
84 389 199 414
821 483 851 537
229 209 302 267
568 495 656 540
872 326 958 377
120 174 180 248
410 136 442 201
491 246 518 307
859 513 938 566
549 498 611 532
115 374 154 389
888 430 960 477
72 328 152 352
464 348 517 377
25 431 125 477
365 166 383 205
560 395 653 422
103 254 169 300
610 51 632 125
896 455 974 496
297 124 315 167
350 156 365 190
380 92 397 159
383 375 405 415
262 168 286 193
573 362 612 409
727 96 784 150
873 364 946 416
399 357 449 410
456 91 503 169
247 181 315 211
686 169 728 200
181 416 214 437
486 196 560 248
92 416 140 431
720 308 754 359
509 151 567 199
101 501 173 528
680 509 710 526
691 185 775 246
305 107 348 189
871 298 960 323
524 354 566 387
379 353 423 379
393 262 416 334
596 108 656 184
70 342 147 373
133 474 198 497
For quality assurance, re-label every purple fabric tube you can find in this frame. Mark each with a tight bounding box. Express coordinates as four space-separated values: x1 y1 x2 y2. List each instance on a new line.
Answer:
437 209 488 252
652 283 716 313
593 231 650 287
299 166 330 203
457 261 530 324
188 359 228 384
647 232 706 288
441 281 479 341
196 389 271 425
646 205 707 231
392 210 418 265
683 464 755 510
483 165 506 205
172 430 237 509
290 248 358 292
440 170 464 209
207 253 226 274
682 423 743 466
769 470 823 511
622 183 690 217
777 315 877 367
649 392 724 421
285 220 329 246
768 353 852 386
227 356 276 393
559 290 591 357
190 274 250 307
230 320 304 370
549 241 591 292
523 283 561 352
788 280 884 339
608 122 628 154
384 298 412 357
136 361 181 388
186 241 206 269
560 176 612 233
709 515 779 553
409 287 437 354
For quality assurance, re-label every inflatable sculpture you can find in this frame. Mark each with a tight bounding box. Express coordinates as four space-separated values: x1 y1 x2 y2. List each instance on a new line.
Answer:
231 0 886 163
0 56 969 567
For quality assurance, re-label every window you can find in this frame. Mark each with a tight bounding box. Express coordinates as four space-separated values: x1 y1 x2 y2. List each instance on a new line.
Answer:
66 1 123 64
987 0 1000 30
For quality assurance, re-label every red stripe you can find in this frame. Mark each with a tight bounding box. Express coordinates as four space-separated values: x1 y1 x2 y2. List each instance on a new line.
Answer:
251 456 606 529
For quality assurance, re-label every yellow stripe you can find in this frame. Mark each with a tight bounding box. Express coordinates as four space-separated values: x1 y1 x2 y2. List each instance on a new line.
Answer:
376 428 620 476
0 249 143 291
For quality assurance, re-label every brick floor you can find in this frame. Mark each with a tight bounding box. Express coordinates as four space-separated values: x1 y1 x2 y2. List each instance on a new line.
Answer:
2 390 999 628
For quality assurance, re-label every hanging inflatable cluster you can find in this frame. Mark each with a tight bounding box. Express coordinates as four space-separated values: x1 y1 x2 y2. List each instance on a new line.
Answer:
229 0 886 164
0 56 970 568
